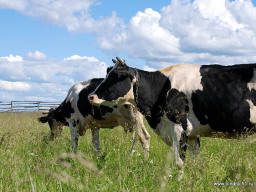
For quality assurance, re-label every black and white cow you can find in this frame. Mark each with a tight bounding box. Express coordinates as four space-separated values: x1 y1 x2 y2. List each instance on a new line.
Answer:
38 78 150 157
89 57 256 168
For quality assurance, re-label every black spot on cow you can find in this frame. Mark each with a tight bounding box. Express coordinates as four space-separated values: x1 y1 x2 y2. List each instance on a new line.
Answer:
63 101 75 118
192 64 256 133
126 70 172 129
166 89 189 130
46 100 73 126
134 70 188 130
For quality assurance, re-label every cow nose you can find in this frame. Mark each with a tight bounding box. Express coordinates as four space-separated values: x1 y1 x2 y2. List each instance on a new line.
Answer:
88 94 95 102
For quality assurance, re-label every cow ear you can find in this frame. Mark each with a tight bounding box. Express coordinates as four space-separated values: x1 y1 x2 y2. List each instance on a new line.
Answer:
38 116 49 123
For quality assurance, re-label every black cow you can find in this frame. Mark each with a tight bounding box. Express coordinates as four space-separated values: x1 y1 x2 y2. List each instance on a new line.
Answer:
38 78 150 157
89 57 256 169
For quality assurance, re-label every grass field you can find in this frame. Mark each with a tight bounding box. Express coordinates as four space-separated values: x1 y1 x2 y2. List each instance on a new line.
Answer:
0 112 255 191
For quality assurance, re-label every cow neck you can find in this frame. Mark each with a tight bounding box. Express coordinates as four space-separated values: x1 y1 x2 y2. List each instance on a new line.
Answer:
131 68 170 116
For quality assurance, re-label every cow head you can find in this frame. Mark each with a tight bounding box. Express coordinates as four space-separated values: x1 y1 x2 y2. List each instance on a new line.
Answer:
38 107 66 140
89 57 136 107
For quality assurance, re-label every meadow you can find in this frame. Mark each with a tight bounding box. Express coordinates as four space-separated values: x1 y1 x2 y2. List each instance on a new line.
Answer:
0 112 255 192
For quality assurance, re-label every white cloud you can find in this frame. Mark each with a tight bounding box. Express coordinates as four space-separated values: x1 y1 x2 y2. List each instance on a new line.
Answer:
195 0 244 31
143 65 156 72
0 0 26 11
0 54 23 62
25 51 47 60
0 0 122 33
228 0 256 31
97 8 181 59
97 0 256 67
0 80 30 91
159 0 256 57
0 52 107 101
1 0 256 70
64 55 100 63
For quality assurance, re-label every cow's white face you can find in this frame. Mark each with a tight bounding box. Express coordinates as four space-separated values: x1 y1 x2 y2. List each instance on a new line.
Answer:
89 61 136 107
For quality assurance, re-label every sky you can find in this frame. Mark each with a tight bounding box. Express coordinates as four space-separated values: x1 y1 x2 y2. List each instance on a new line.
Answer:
1 0 256 102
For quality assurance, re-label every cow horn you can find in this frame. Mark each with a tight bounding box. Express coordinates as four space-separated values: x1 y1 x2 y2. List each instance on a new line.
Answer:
112 59 117 64
116 57 125 65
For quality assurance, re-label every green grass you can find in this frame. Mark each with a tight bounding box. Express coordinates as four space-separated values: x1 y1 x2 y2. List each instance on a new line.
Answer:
0 112 255 191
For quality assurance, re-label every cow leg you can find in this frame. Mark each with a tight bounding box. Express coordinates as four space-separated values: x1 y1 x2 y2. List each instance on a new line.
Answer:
130 131 137 156
130 127 150 159
179 131 188 162
136 125 150 159
69 119 79 153
131 111 150 159
170 123 187 168
91 128 101 156
170 123 188 181
136 112 150 159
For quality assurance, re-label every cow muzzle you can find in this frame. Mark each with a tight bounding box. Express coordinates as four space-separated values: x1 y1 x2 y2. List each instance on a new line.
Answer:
88 94 104 105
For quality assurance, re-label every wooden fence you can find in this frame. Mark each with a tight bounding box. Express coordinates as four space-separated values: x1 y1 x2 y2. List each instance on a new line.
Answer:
0 101 61 112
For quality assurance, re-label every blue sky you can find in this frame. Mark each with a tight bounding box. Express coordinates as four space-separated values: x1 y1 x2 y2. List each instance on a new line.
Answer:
0 0 171 61
1 0 256 101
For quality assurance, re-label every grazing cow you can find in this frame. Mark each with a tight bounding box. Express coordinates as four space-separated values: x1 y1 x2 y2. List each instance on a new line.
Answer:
38 78 150 157
39 107 67 139
89 57 256 168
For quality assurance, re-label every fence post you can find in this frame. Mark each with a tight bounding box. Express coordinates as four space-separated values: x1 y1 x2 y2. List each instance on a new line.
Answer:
38 102 40 112
11 101 13 112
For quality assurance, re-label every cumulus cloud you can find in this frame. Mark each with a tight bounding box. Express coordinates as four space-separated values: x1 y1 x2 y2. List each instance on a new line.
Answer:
97 0 256 67
2 0 256 68
0 54 24 62
0 51 107 101
160 0 256 55
97 8 181 60
143 65 157 72
1 1 256 71
25 51 47 60
0 80 30 91
0 0 123 33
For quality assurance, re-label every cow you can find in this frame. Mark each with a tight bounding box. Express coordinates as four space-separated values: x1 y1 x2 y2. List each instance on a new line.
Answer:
88 57 256 169
38 78 150 158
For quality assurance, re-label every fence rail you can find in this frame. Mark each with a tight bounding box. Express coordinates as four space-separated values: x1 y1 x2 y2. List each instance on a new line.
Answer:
0 101 61 112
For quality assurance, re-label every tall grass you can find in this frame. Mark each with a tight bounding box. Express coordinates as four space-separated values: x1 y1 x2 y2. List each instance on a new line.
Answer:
0 112 255 191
